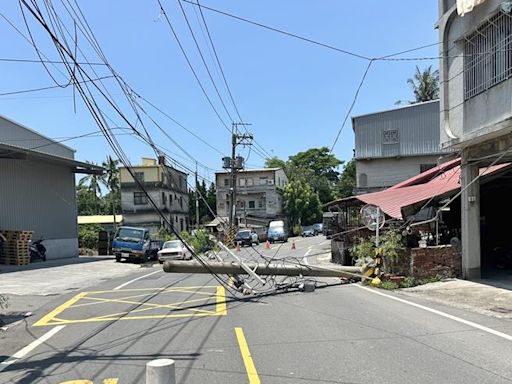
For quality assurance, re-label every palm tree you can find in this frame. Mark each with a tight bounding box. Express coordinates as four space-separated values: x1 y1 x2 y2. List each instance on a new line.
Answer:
79 161 103 213
407 65 440 103
100 156 120 231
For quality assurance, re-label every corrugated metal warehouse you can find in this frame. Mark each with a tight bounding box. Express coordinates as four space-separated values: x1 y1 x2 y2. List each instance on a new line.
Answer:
0 114 102 260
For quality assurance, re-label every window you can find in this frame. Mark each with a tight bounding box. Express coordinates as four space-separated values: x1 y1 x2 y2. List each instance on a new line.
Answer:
219 202 225 209
420 163 437 173
382 129 399 144
258 200 263 208
180 218 184 232
464 11 512 100
133 192 147 205
134 172 144 182
162 192 167 205
169 194 173 205
259 177 268 185
224 178 230 187
179 196 183 208
359 173 368 188
249 201 255 209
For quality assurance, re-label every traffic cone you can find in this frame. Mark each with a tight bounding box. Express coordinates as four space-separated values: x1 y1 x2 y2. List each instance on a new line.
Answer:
291 240 296 250
265 240 270 250
236 243 241 252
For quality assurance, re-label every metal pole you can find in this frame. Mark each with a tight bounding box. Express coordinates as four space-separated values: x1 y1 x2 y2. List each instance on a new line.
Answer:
195 161 199 230
146 359 175 384
375 208 380 247
230 124 237 228
163 260 362 278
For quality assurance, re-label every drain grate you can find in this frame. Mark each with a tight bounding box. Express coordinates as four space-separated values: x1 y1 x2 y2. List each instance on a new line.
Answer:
490 307 512 314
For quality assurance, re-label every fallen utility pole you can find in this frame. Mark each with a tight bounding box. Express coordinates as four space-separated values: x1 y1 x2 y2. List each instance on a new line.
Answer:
163 260 361 278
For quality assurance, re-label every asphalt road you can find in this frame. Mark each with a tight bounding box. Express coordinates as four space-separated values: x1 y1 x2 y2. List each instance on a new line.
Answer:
1 236 512 384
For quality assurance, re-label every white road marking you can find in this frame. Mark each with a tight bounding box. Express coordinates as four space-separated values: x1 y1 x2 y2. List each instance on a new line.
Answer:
302 248 312 265
0 325 66 372
114 270 162 290
355 285 512 342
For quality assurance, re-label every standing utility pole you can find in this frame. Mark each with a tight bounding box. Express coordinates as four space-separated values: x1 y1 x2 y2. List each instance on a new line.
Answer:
226 122 252 228
195 161 199 230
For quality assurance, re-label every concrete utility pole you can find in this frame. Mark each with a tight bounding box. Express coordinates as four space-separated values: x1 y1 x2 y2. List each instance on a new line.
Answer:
227 122 253 228
163 260 361 278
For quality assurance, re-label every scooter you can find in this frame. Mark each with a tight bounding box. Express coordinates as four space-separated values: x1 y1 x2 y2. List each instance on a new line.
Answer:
30 238 47 262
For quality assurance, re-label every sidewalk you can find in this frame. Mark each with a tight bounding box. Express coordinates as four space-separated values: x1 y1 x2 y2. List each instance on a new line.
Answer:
399 278 512 319
0 256 142 296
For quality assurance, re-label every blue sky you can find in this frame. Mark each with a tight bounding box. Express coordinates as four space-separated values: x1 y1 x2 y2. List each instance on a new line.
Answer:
0 1 439 185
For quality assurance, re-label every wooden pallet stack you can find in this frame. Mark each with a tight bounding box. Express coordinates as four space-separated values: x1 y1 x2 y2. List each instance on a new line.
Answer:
0 230 33 265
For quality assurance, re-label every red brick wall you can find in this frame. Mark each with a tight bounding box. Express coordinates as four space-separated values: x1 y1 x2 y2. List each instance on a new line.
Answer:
410 245 461 279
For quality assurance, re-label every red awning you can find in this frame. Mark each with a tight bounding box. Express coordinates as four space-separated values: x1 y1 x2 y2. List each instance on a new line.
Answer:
356 159 510 220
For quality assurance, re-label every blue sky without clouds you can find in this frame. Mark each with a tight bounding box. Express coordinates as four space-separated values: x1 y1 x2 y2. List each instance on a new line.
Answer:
0 1 439 184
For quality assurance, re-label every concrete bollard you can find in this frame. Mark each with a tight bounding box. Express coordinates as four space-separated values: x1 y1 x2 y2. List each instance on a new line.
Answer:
146 359 175 384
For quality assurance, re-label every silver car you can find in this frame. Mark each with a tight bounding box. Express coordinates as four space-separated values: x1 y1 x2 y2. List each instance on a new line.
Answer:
158 240 193 263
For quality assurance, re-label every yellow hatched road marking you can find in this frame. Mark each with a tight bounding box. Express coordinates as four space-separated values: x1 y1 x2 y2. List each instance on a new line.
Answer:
34 292 87 327
86 286 218 294
34 286 227 326
235 327 260 384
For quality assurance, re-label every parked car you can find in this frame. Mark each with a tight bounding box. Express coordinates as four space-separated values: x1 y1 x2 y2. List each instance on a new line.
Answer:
302 226 315 237
158 240 193 263
235 230 259 246
267 221 288 243
112 226 154 263
313 223 323 235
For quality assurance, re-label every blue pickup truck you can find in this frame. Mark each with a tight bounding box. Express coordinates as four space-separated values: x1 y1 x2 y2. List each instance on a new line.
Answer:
112 226 159 263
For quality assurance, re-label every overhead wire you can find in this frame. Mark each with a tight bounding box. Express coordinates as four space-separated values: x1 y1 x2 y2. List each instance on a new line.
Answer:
19 0 242 297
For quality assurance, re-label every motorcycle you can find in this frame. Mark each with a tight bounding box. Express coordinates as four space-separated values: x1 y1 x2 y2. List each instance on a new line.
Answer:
30 238 47 262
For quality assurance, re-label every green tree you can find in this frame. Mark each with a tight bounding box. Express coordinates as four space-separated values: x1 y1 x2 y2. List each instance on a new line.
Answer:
288 147 342 204
77 184 103 215
100 156 120 229
79 161 104 213
189 180 217 227
283 179 322 228
264 156 287 170
407 65 439 103
206 182 217 219
335 158 356 198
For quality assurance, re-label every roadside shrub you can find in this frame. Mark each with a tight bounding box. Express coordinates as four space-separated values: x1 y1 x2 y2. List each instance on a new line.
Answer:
400 276 416 288
78 224 103 249
380 227 405 273
154 228 177 241
418 275 442 285
379 281 399 290
351 238 375 261
293 225 303 236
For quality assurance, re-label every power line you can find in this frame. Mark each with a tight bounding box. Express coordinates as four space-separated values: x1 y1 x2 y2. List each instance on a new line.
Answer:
0 57 107 65
181 0 370 61
329 60 373 153
176 0 235 123
156 0 231 133
0 75 113 96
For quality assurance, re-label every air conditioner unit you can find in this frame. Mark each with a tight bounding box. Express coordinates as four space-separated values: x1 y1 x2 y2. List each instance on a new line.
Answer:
267 180 274 185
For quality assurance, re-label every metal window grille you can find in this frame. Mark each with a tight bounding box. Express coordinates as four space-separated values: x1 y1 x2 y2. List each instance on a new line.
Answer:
382 129 399 144
464 11 512 100
133 192 147 205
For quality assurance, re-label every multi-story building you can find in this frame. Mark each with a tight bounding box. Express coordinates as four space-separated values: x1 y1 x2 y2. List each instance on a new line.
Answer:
353 100 451 194
438 0 512 278
119 157 189 234
215 168 288 226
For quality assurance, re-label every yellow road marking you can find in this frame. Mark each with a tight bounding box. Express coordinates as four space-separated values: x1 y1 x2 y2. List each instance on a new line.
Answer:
216 286 227 315
235 327 260 384
34 292 87 327
103 379 119 384
86 286 218 294
35 286 227 326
